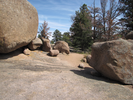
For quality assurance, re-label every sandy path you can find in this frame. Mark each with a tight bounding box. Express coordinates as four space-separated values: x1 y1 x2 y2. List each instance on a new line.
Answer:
58 53 90 68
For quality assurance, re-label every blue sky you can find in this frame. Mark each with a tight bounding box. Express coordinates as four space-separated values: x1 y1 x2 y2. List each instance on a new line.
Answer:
27 0 101 39
27 0 118 40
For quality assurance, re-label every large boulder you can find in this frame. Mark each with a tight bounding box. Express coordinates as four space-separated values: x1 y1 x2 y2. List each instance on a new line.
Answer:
53 41 70 54
41 37 51 52
0 0 38 53
89 38 133 84
126 31 133 39
28 38 42 50
23 48 31 55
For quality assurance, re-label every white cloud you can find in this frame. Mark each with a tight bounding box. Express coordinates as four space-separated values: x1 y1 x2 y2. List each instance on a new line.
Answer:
61 8 75 12
48 21 71 32
48 21 69 27
38 14 71 32
30 0 79 12
38 14 70 20
39 20 71 32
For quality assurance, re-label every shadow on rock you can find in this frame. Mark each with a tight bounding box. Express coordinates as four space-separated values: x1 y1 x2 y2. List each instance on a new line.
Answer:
47 53 51 56
71 67 122 84
0 48 23 59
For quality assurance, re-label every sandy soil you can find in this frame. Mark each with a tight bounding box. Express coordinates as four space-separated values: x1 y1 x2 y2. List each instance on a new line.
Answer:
58 53 90 68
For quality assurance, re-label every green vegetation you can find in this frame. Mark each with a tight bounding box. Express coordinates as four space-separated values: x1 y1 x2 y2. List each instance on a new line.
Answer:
40 0 133 53
70 4 93 51
119 0 133 32
80 59 84 62
51 30 72 45
62 32 72 46
52 29 62 43
50 40 54 44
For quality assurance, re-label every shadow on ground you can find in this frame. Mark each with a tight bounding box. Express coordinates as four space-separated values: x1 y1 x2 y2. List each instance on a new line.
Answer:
47 53 58 57
0 49 23 60
71 67 122 84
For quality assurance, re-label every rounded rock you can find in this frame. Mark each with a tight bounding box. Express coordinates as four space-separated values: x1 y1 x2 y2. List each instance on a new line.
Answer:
0 0 38 53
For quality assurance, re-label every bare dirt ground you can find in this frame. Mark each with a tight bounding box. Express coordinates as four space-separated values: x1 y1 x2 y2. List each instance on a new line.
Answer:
0 50 133 100
58 53 89 68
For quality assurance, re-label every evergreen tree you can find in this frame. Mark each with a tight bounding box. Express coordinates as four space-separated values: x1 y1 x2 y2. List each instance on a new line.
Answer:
52 29 62 43
70 4 92 51
119 0 133 31
62 32 72 46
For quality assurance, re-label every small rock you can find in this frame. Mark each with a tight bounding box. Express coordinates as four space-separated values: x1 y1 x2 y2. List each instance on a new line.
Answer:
49 50 59 56
86 55 91 63
82 58 86 62
23 48 31 55
126 31 133 39
41 37 52 52
78 63 84 69
28 38 43 50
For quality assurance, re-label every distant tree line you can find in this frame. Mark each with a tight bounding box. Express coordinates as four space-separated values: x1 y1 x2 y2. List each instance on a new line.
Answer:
38 0 133 52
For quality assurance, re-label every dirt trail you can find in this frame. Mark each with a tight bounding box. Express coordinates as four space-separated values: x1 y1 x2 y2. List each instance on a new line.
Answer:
0 50 133 100
58 53 89 67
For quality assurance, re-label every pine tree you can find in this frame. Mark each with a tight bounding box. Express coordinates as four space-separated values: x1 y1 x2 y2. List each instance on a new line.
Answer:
119 0 133 31
62 32 72 46
52 29 62 43
70 4 92 51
